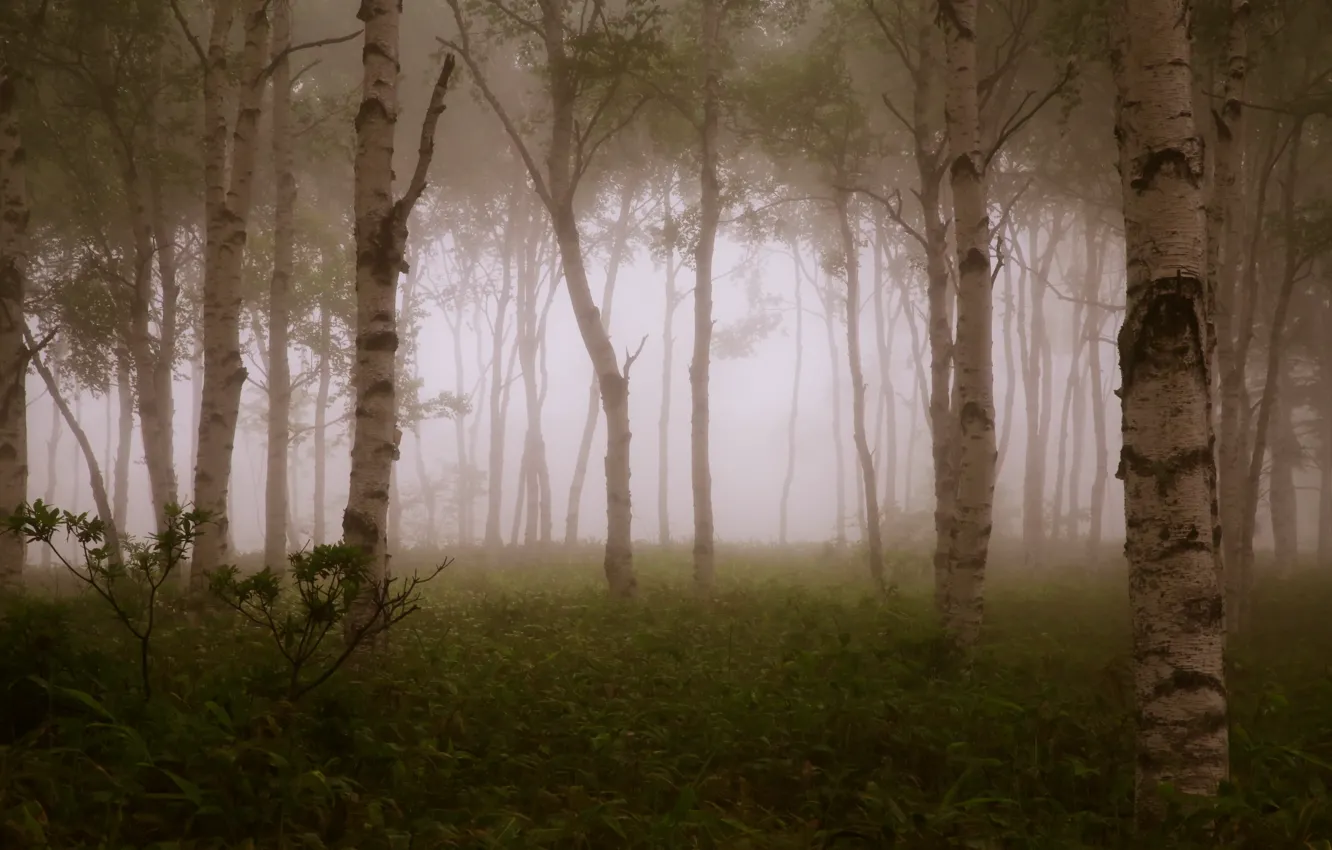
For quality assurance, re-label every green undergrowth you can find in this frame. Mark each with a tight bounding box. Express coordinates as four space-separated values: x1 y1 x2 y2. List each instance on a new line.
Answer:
3 552 1331 849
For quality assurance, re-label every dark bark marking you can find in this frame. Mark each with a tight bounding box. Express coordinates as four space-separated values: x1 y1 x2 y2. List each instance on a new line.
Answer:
363 330 398 352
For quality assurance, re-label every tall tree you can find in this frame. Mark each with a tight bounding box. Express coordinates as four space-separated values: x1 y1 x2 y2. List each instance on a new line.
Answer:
446 0 655 596
0 60 28 584
264 0 295 568
939 0 996 646
1110 0 1228 824
186 0 272 587
343 0 455 628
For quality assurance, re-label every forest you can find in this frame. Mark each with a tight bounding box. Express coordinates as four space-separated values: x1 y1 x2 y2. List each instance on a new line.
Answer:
1 0 1331 846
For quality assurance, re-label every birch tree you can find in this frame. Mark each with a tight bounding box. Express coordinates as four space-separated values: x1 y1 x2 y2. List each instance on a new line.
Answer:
1110 0 1228 823
0 61 29 584
264 0 294 568
445 0 655 596
343 0 456 624
938 0 995 646
180 0 272 587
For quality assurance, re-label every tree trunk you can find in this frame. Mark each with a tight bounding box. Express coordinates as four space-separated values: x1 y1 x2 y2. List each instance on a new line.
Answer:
344 0 454 629
1268 366 1298 575
1083 214 1110 564
837 191 884 587
940 0 996 647
29 341 121 560
449 291 470 545
0 63 29 583
484 178 519 549
1110 0 1228 823
1239 119 1304 619
907 18 956 614
563 184 634 545
42 391 62 568
872 219 898 533
115 354 133 528
191 0 269 588
264 0 294 569
516 208 548 549
779 243 805 545
313 300 332 545
1211 0 1252 602
658 187 680 547
1321 301 1332 568
821 277 848 546
996 251 1016 479
691 0 721 589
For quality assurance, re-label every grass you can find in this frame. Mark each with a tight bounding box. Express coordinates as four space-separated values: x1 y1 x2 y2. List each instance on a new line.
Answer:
3 547 1331 849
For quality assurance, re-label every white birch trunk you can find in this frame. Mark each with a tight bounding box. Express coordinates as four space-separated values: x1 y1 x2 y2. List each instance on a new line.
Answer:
191 0 269 588
0 64 30 583
264 0 294 569
940 0 996 647
1111 0 1228 823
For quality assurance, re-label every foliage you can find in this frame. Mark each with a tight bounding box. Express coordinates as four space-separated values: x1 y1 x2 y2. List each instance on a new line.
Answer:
5 501 204 699
208 545 452 702
2 552 1330 848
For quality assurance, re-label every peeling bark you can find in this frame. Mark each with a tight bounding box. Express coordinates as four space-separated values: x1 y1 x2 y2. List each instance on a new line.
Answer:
1211 0 1251 602
1111 0 1229 823
344 0 456 629
0 63 30 583
940 0 996 647
191 0 269 588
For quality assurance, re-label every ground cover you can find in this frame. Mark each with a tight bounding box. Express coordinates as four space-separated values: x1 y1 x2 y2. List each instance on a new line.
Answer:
3 550 1330 848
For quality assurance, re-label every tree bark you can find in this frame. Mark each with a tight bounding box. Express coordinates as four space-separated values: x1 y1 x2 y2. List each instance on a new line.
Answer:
940 0 996 647
838 192 884 587
264 0 294 569
0 63 29 584
563 184 634 545
42 391 61 568
191 0 269 588
658 187 680 547
1083 214 1110 564
1321 299 1332 568
691 0 721 589
779 243 805 545
484 175 519 549
344 0 455 630
821 275 848 545
115 354 133 528
1211 0 1252 601
29 340 121 560
872 218 898 533
313 299 332 545
1239 119 1304 618
1267 366 1298 574
1110 0 1228 823
906 17 956 614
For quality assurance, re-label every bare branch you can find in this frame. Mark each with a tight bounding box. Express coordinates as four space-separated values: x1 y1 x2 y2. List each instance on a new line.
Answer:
397 53 458 216
258 29 361 84
437 16 553 207
167 0 207 65
983 62 1076 170
623 334 649 378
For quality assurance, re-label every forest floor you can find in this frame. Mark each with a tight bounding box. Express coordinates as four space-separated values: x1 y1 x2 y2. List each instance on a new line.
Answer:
3 547 1331 849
